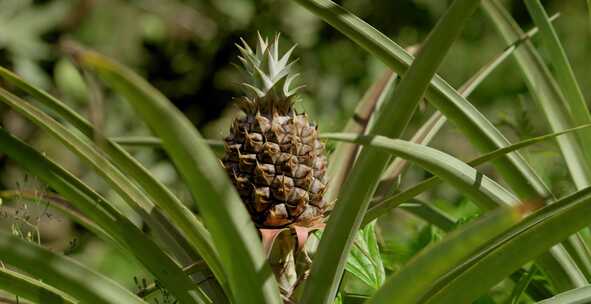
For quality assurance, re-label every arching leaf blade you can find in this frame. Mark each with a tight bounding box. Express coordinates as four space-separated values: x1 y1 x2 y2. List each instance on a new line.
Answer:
364 123 591 223
292 0 550 201
422 187 591 304
368 205 525 304
326 70 396 203
322 133 517 209
524 0 591 172
0 267 76 304
483 0 591 287
74 49 282 304
375 13 558 199
0 127 211 304
298 1 481 303
0 232 149 304
0 86 197 267
0 65 226 294
537 285 591 304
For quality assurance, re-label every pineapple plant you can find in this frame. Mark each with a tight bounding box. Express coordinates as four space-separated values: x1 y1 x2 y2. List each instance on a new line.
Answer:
222 34 329 228
221 33 329 300
4 1 591 304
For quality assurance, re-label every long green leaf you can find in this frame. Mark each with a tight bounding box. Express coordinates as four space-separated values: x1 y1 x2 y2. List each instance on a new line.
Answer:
537 285 591 304
365 123 591 224
111 136 164 147
293 0 550 201
0 66 225 293
483 1 591 188
375 13 558 199
299 2 481 302
520 6 591 278
421 186 591 304
483 0 591 288
290 0 585 288
112 136 224 151
0 232 148 304
506 265 538 304
292 12 581 290
368 205 525 304
0 127 210 304
322 133 517 208
524 0 591 172
588 0 591 35
113 123 591 223
400 199 456 232
112 123 591 224
75 49 281 304
0 87 198 267
0 267 75 304
326 70 396 203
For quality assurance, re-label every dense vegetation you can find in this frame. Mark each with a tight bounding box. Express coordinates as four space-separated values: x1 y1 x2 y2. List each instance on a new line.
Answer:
1 0 591 303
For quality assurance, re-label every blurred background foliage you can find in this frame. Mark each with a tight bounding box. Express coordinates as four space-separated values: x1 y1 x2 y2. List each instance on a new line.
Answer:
0 0 590 302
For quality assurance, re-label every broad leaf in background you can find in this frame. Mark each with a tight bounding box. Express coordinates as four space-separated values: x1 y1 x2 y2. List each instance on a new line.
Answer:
345 221 385 291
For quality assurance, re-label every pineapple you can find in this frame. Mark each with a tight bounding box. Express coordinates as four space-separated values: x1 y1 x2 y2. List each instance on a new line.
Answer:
222 34 328 229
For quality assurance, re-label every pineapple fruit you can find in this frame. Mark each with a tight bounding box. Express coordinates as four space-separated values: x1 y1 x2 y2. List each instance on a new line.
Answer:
222 34 328 229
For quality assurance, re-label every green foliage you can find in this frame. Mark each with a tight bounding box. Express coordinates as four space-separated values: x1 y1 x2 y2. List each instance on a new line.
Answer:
537 285 591 304
0 1 591 304
345 221 385 292
0 0 70 87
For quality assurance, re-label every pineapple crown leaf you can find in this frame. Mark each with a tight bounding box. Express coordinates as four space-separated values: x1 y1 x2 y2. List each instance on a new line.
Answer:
235 32 301 113
241 83 265 100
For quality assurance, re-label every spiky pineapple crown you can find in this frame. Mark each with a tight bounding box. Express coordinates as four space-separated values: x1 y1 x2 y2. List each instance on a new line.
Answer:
235 33 301 114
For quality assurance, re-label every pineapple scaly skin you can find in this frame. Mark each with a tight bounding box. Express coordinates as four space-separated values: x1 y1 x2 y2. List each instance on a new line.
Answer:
222 34 328 228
